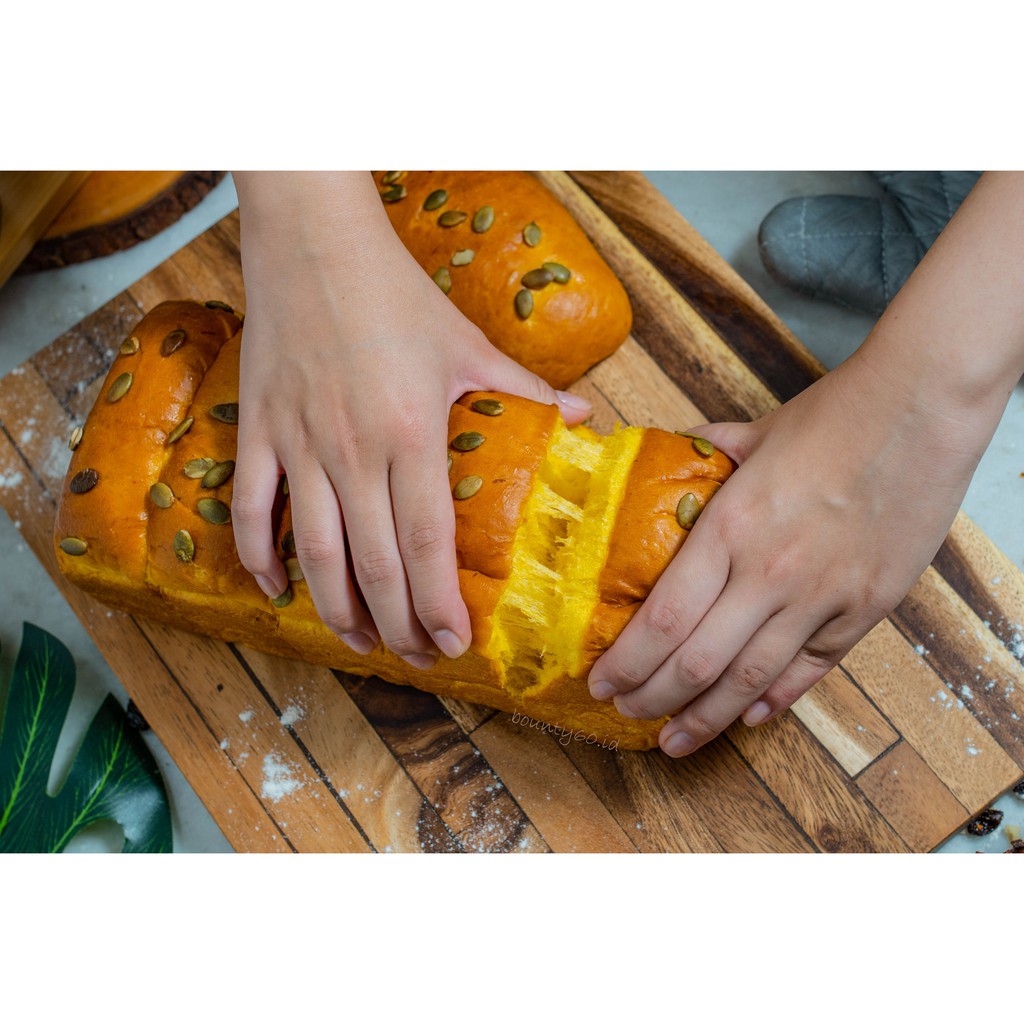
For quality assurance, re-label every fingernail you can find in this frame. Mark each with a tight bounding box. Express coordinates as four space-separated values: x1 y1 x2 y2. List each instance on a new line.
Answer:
256 575 279 598
589 679 618 700
743 701 772 726
613 697 638 719
555 390 591 413
663 731 695 757
401 652 438 672
341 632 377 656
433 629 466 660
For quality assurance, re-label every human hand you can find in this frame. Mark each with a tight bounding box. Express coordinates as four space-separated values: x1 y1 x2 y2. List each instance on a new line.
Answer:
231 172 591 668
587 349 996 757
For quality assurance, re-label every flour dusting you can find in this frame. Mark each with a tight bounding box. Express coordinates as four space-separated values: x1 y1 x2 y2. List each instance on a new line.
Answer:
261 753 305 802
279 701 305 727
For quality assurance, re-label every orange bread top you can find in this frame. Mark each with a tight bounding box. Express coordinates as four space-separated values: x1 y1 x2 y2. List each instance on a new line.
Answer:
54 301 734 749
375 171 632 389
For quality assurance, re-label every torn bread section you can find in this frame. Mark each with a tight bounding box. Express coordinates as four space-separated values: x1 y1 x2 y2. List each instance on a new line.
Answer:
485 418 644 695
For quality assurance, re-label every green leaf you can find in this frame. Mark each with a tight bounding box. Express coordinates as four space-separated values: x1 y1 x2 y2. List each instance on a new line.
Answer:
0 623 172 853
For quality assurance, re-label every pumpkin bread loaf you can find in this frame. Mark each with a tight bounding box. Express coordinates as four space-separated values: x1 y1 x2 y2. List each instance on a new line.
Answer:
375 171 632 389
55 301 733 749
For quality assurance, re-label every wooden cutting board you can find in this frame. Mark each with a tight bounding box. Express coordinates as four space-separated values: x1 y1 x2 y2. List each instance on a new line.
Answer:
18 171 225 273
2 171 1023 853
0 171 90 288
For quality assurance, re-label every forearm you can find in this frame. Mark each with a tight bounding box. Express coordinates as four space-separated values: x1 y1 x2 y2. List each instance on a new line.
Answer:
234 171 403 275
853 171 1024 430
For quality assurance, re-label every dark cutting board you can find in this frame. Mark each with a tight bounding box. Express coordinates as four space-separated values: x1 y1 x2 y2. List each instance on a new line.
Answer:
1 171 1022 852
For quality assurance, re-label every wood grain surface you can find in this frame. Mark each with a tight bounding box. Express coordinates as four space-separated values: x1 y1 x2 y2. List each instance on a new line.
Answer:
2 171 1022 853
0 171 90 288
18 171 225 273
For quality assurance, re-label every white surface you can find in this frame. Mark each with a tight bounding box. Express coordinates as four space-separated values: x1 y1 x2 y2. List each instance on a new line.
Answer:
0 171 1020 853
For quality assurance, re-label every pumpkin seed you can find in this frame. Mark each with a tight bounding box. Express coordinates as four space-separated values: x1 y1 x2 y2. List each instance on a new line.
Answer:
381 171 405 185
120 335 140 355
675 492 701 530
285 557 304 582
674 431 716 457
282 477 289 496
423 189 448 211
523 222 541 247
161 329 186 357
205 300 235 313
60 537 88 556
451 249 475 266
184 457 217 479
167 416 194 444
514 289 534 319
438 210 467 227
201 459 235 489
447 452 453 474
453 475 483 500
522 267 554 290
108 372 133 402
68 426 83 451
271 587 293 608
173 529 194 563
543 261 571 284
382 184 407 202
282 529 296 555
69 468 98 494
198 497 231 525
149 482 175 508
471 398 504 416
451 431 486 451
472 206 495 233
432 267 453 294
210 402 239 424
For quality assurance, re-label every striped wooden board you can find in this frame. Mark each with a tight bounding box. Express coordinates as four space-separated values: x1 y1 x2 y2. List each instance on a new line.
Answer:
2 171 1023 853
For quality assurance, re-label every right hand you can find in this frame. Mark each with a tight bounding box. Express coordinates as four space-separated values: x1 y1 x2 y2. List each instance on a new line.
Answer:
231 172 591 669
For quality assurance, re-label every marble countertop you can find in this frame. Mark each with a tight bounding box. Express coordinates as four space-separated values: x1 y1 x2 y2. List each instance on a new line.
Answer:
1 171 1020 854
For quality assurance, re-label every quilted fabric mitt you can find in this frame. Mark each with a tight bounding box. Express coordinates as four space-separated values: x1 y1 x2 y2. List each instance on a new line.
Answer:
758 171 982 317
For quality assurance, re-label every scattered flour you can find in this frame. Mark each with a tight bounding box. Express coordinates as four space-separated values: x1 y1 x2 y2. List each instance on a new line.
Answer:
261 753 305 803
279 702 305 727
238 709 254 723
39 435 70 483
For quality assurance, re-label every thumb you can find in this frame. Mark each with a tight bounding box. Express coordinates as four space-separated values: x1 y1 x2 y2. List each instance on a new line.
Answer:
680 420 761 465
479 353 592 426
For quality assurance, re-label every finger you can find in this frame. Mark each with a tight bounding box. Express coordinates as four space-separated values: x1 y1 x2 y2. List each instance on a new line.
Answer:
677 421 762 464
330 460 438 669
612 587 773 721
741 618 853 726
587 530 731 700
389 439 471 660
657 607 830 757
232 437 288 599
474 352 592 425
287 461 379 655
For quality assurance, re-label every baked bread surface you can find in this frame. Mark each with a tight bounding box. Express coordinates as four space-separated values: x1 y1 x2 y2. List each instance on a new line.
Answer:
375 171 633 389
55 301 734 749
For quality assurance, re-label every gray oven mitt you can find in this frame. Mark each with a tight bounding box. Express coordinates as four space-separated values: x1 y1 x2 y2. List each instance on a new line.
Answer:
757 172 981 317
